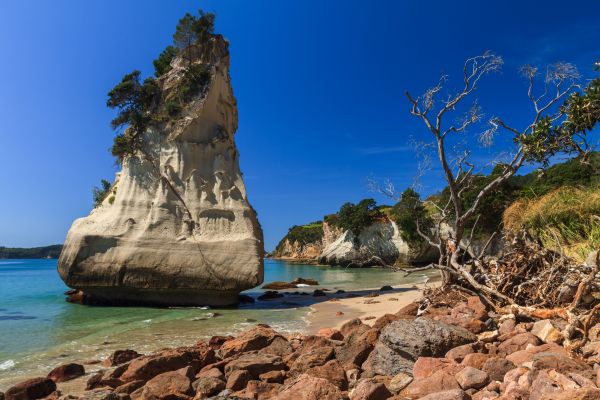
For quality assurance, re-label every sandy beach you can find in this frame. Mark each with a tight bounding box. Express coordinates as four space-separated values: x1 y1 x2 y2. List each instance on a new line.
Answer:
307 280 438 333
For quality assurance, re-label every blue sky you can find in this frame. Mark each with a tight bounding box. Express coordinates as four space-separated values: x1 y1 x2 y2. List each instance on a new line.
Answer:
0 0 598 250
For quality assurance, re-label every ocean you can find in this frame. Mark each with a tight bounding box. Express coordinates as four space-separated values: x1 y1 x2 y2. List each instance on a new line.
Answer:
0 258 431 389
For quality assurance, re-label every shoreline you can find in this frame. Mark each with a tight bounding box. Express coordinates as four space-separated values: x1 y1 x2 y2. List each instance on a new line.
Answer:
306 280 438 333
0 280 436 392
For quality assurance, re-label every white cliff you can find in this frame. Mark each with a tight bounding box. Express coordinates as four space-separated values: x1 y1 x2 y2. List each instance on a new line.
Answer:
58 37 263 306
318 220 438 267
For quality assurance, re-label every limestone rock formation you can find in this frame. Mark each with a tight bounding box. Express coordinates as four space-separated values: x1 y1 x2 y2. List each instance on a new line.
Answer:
58 36 263 306
318 220 438 267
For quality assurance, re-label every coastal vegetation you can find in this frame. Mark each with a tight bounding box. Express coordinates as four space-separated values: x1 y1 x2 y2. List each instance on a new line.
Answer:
0 245 62 259
92 179 113 207
106 9 216 163
399 54 599 304
275 221 324 253
327 198 383 236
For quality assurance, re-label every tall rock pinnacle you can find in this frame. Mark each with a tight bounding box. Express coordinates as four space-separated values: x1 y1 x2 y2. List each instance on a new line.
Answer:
58 36 264 306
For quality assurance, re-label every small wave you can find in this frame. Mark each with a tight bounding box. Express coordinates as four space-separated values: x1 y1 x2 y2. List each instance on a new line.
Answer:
142 319 152 323
0 359 15 370
0 261 25 265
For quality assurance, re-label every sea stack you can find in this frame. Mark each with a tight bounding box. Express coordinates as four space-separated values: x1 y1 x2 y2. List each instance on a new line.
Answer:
58 36 264 306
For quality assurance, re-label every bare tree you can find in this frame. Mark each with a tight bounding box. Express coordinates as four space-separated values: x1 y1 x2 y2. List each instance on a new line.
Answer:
404 52 581 304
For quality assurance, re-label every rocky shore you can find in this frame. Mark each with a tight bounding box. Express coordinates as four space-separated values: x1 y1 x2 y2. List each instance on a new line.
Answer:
4 284 600 400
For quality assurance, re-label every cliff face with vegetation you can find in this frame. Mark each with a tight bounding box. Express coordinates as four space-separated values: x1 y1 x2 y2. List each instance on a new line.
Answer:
273 215 438 267
273 154 600 267
58 32 263 306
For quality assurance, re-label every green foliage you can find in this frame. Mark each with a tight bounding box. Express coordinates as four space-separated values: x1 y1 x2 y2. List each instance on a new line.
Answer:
173 10 215 65
333 199 382 237
518 152 600 198
434 152 600 237
93 179 112 207
153 45 178 77
179 64 211 101
164 63 211 117
0 245 63 259
275 221 324 252
504 186 600 262
391 189 433 244
560 77 600 150
106 71 160 161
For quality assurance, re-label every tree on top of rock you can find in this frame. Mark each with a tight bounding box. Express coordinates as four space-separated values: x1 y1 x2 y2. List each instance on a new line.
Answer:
173 10 215 66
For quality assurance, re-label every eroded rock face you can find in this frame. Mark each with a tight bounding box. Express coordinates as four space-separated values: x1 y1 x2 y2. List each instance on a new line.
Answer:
58 37 263 306
319 220 438 267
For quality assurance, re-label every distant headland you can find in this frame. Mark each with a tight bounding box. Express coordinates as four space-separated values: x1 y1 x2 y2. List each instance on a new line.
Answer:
0 245 63 259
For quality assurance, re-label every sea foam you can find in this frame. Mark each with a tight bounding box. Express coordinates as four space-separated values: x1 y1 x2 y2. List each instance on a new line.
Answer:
0 359 15 370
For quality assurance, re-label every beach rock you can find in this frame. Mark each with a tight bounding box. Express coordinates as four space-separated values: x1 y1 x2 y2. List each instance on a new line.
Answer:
298 335 333 351
531 352 591 374
372 314 400 331
47 363 85 383
530 369 561 400
207 335 234 350
369 318 476 376
224 352 285 379
140 370 193 399
396 302 420 317
120 349 193 382
531 319 563 344
276 374 343 400
413 358 458 379
461 353 491 370
445 343 477 362
114 380 145 395
81 389 121 400
104 349 141 367
471 390 499 400
226 370 251 391
335 333 374 367
292 278 319 286
259 370 285 384
291 346 335 372
263 336 294 357
401 369 461 398
196 367 224 380
341 319 370 337
258 291 283 300
541 388 600 400
481 357 515 382
498 318 516 336
57 36 264 307
455 366 489 390
235 380 281 399
262 281 297 290
417 389 469 400
388 372 413 393
313 289 326 297
497 332 541 355
219 325 282 358
380 285 393 291
5 377 57 400
350 378 392 400
317 328 344 341
506 343 568 365
305 360 348 390
192 376 225 398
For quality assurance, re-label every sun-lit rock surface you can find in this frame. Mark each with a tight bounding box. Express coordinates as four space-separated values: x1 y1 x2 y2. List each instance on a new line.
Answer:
58 37 263 306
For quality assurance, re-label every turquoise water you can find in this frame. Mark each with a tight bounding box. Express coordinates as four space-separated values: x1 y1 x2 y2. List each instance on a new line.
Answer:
0 259 432 388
